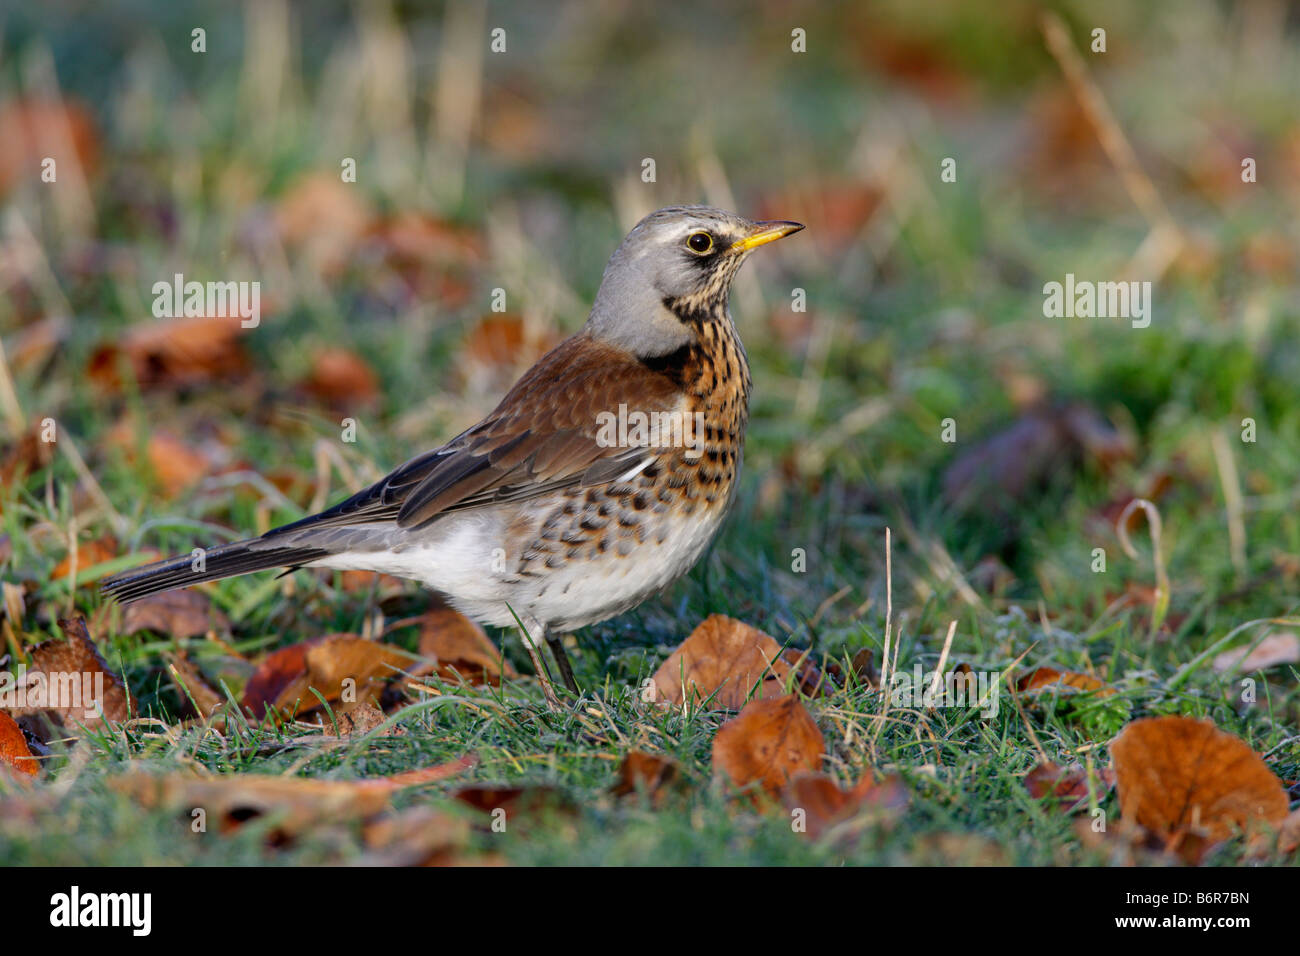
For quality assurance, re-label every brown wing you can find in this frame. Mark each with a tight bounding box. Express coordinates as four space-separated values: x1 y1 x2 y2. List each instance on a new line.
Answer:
265 334 684 539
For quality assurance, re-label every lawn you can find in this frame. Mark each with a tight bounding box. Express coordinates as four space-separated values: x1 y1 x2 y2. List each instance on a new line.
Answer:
1 0 1298 867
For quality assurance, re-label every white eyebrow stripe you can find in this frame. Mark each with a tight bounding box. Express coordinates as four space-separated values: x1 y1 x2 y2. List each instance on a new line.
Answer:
616 456 655 484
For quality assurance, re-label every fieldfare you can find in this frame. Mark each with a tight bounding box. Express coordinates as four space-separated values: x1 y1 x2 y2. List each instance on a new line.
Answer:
102 205 804 706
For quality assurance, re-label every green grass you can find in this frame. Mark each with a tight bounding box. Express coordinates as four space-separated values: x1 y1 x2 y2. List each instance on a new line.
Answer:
2 0 1299 865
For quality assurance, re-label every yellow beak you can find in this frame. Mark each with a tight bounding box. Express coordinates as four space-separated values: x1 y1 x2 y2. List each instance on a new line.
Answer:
729 219 805 253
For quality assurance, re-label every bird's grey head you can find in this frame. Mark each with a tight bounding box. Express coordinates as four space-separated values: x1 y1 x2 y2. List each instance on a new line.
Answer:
584 205 803 358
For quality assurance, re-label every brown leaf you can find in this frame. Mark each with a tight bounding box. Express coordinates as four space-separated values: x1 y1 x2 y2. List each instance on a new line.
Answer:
50 536 117 581
123 589 229 640
241 634 415 719
110 758 471 843
1016 666 1115 698
164 652 225 719
0 98 99 195
274 172 373 274
652 614 813 710
361 805 469 866
22 618 130 728
780 771 907 839
0 423 56 491
712 694 824 800
611 751 682 804
87 316 252 392
1023 761 1115 814
0 711 38 776
1212 632 1300 674
299 347 379 409
942 403 1133 512
1110 716 1289 849
452 784 575 832
409 604 515 686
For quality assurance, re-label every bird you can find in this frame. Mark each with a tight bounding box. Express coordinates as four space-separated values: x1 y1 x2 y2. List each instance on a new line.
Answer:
102 205 804 707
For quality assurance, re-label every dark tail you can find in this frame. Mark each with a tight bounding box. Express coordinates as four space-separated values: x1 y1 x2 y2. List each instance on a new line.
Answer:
100 539 330 604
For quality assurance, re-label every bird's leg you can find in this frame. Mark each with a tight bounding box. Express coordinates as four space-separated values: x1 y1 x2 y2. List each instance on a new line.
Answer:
546 632 580 695
517 614 561 710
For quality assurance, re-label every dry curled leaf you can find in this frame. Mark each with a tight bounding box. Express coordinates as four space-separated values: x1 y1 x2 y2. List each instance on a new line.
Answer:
87 315 252 392
50 537 117 581
122 589 229 640
165 651 224 719
712 694 824 800
21 618 130 728
0 711 38 776
299 347 380 409
1016 666 1114 697
1212 632 1300 674
110 757 473 845
611 751 682 804
1110 716 1288 849
241 634 415 719
408 604 515 686
652 614 815 710
781 771 907 839
1023 761 1115 814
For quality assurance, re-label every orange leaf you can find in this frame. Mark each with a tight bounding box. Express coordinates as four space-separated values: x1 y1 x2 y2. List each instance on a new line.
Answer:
22 618 131 727
241 634 414 719
652 614 814 710
712 694 824 800
122 589 228 640
0 712 38 776
611 751 682 804
411 604 515 686
1016 666 1114 697
780 771 907 839
1110 716 1288 847
1023 761 1115 814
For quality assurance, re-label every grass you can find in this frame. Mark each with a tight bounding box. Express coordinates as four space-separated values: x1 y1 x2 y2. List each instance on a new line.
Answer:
2 0 1299 866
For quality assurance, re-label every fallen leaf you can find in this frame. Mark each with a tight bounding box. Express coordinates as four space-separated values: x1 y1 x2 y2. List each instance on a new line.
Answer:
299 347 379 409
0 424 56 492
274 172 373 274
50 537 117 581
361 805 469 866
123 589 228 640
780 771 907 839
0 711 38 776
652 614 814 710
452 785 575 832
1110 716 1288 850
110 757 472 844
1212 632 1300 674
1016 666 1114 698
407 604 515 686
241 634 415 719
165 651 224 719
943 403 1133 513
3 316 69 377
712 694 824 800
1023 761 1115 814
87 316 252 392
611 751 682 804
0 98 99 195
21 618 130 728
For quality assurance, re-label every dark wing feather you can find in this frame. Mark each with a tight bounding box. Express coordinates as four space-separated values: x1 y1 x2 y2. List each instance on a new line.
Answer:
266 334 683 539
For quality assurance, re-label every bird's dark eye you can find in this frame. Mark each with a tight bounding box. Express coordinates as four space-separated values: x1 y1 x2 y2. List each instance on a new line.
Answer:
686 231 713 254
